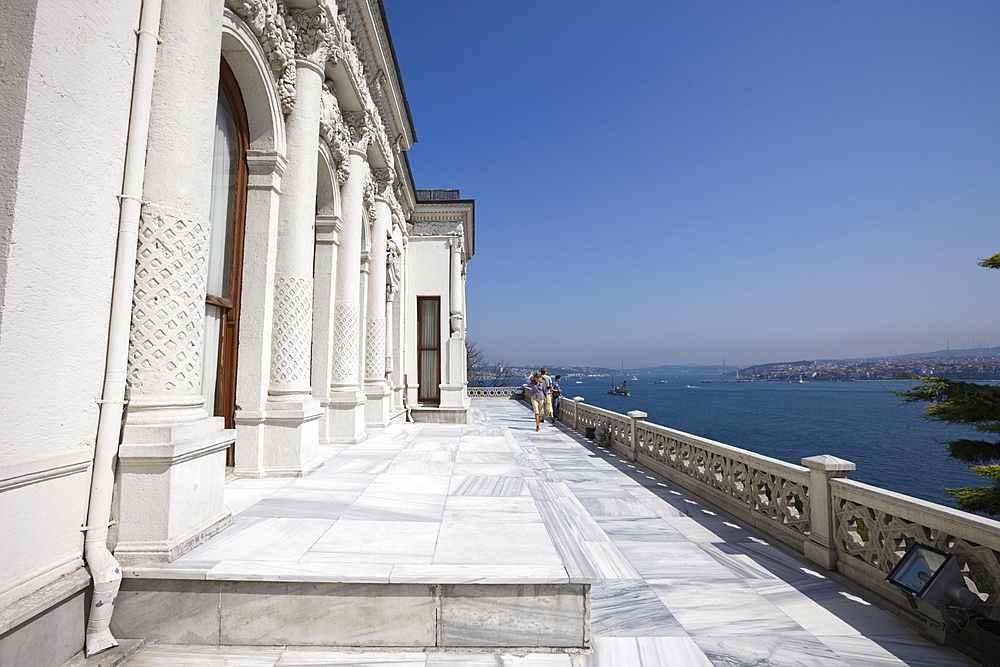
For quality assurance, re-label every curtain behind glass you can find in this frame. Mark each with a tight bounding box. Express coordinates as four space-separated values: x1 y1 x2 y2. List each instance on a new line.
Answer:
418 298 440 402
201 93 238 414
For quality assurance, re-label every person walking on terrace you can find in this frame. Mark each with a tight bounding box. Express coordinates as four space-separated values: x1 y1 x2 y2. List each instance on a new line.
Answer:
551 375 563 424
529 372 548 431
540 367 554 423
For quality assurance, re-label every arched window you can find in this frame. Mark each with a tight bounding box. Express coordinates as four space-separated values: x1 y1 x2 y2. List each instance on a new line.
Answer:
203 59 248 464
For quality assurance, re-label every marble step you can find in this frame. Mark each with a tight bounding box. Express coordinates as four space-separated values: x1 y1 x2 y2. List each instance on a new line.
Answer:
111 569 590 650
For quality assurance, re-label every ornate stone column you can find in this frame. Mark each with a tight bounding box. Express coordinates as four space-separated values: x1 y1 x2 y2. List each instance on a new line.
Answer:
386 232 403 414
363 168 392 426
260 5 329 475
116 0 231 564
325 111 370 443
440 236 468 411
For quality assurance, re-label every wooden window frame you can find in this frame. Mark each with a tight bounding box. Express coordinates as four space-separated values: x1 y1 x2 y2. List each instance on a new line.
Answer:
213 59 249 464
417 296 441 405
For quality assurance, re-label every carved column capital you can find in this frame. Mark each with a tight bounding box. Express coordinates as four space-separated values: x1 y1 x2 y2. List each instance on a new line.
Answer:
371 167 393 198
288 6 333 67
344 110 371 154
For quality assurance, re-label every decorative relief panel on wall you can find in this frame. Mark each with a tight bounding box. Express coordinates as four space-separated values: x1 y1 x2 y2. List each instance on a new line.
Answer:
365 317 386 379
332 303 360 382
129 205 210 395
410 219 464 237
270 275 313 390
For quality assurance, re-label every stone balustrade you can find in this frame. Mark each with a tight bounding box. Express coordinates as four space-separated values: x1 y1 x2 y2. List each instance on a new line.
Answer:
466 386 525 399
552 394 1000 654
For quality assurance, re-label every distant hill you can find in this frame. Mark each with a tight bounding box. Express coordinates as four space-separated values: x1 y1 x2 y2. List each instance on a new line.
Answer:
897 346 1000 359
630 364 726 375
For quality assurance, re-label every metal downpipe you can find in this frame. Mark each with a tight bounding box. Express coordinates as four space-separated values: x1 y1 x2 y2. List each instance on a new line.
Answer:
83 0 162 656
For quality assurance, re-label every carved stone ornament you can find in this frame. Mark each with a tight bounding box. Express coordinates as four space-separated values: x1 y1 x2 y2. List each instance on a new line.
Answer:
371 168 393 198
332 303 360 383
288 6 333 65
225 0 297 113
363 178 377 236
411 220 463 237
319 80 351 184
386 239 402 295
270 275 313 390
365 317 386 379
344 110 371 154
129 204 210 396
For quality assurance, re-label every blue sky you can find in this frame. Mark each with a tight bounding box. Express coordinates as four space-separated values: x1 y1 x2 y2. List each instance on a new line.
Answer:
383 0 1000 368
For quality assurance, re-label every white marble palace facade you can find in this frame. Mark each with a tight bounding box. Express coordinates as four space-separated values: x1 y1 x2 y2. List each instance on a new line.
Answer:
0 0 472 662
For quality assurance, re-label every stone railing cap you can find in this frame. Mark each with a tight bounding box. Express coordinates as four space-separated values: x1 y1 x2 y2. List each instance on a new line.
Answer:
627 410 648 419
572 396 585 402
801 454 856 472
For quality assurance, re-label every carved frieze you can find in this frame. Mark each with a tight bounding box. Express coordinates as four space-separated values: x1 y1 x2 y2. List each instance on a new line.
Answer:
410 220 464 237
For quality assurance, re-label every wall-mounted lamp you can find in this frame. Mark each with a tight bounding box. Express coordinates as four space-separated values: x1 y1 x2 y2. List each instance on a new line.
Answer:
886 542 981 644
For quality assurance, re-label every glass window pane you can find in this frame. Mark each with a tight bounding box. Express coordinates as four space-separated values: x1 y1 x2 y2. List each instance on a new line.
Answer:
202 303 223 416
206 92 237 300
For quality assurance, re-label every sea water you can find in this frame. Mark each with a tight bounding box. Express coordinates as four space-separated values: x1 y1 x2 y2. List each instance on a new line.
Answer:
566 376 983 510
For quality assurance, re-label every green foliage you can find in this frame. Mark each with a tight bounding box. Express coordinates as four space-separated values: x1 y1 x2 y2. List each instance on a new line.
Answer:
979 252 1000 270
894 253 1000 516
897 376 1000 516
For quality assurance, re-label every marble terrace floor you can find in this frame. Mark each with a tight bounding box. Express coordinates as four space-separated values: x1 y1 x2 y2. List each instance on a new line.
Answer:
122 399 974 667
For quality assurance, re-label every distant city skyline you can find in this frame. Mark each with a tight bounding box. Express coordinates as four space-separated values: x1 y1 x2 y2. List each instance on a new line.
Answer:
384 0 1000 368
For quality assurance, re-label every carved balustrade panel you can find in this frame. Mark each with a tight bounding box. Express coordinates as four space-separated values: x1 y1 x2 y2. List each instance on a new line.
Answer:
831 479 1000 619
467 387 524 399
635 422 810 535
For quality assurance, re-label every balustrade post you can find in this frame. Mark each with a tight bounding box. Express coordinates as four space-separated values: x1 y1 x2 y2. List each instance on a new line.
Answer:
572 396 585 431
801 455 856 570
627 410 647 462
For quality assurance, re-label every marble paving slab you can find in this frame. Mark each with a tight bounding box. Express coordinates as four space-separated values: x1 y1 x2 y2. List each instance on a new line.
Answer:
119 399 977 664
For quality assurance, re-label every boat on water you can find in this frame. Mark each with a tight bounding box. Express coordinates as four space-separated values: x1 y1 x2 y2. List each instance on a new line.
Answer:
685 384 703 389
608 379 630 396
701 379 713 383
655 380 667 384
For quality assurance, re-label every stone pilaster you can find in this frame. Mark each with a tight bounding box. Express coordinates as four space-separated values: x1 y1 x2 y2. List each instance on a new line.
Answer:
325 111 370 443
233 150 286 478
260 5 329 475
802 455 856 570
116 0 231 564
312 212 342 444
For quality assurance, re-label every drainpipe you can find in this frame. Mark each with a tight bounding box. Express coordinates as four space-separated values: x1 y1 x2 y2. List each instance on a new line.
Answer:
83 0 162 655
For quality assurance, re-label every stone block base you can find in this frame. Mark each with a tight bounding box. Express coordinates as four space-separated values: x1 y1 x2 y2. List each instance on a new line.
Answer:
322 392 367 444
410 407 469 424
115 417 234 564
0 569 89 667
364 383 392 428
260 398 323 476
112 578 588 649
